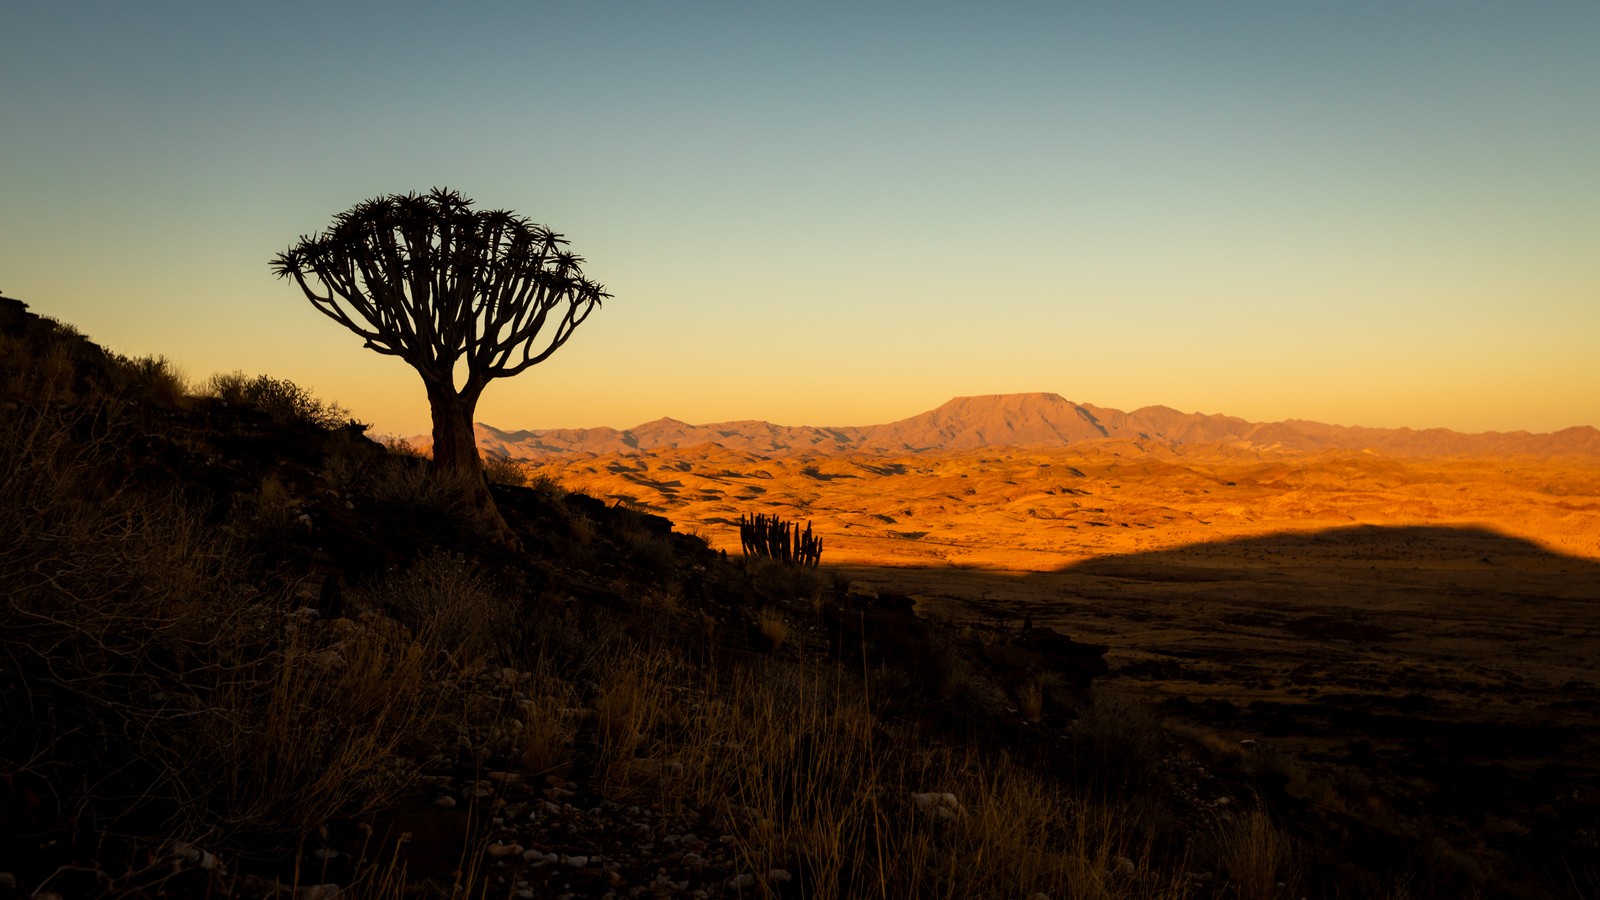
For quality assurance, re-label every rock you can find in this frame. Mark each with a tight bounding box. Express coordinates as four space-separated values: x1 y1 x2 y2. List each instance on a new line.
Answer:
564 855 589 867
768 869 793 883
172 843 218 870
433 795 457 809
486 843 523 858
728 873 756 889
910 791 964 820
297 886 341 900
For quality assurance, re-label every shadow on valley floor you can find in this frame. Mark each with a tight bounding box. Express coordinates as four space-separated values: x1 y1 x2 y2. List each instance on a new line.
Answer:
839 524 1600 893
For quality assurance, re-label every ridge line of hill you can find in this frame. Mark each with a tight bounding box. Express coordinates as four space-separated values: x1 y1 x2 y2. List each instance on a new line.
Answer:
466 392 1600 459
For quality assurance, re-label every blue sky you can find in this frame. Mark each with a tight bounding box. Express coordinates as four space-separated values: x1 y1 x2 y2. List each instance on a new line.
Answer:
4 2 1597 435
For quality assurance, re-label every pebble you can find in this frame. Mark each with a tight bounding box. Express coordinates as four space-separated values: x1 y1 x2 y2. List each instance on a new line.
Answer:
728 873 755 889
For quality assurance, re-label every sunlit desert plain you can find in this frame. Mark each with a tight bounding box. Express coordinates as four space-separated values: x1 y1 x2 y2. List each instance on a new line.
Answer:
503 396 1600 884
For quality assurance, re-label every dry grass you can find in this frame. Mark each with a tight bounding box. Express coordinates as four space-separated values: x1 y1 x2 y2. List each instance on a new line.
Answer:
594 651 675 793
1016 678 1045 722
363 456 481 538
1073 690 1170 797
1 312 1205 898
354 550 512 666
0 407 1180 898
0 389 1190 890
518 689 580 780
756 607 791 650
614 510 679 575
566 653 1193 900
1216 807 1299 900
199 613 442 839
745 555 829 606
0 401 442 846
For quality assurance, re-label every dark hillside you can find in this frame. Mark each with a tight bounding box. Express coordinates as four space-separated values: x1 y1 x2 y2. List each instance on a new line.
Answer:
0 297 1138 899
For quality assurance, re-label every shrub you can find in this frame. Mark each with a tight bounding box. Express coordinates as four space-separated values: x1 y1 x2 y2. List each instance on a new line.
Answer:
482 453 527 486
110 353 190 407
205 371 352 429
382 435 425 457
528 469 568 500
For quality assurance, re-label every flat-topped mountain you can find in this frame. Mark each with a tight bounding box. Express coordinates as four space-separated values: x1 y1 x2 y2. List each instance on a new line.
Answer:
471 392 1600 459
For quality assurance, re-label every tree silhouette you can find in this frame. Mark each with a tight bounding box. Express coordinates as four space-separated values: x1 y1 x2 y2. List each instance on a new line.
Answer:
271 188 608 540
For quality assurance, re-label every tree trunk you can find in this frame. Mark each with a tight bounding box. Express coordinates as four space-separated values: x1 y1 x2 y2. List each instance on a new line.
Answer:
424 379 517 547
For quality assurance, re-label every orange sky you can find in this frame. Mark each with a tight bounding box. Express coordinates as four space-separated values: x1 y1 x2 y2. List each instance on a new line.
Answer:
4 3 1596 436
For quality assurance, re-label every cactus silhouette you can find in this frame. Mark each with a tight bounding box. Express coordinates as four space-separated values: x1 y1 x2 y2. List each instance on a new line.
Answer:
739 513 823 568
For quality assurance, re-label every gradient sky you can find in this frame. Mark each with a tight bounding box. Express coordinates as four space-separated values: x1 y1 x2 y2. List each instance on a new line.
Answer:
4 2 1597 436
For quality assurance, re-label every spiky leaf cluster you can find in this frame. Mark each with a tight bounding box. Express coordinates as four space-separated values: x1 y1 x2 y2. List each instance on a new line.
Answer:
271 188 608 392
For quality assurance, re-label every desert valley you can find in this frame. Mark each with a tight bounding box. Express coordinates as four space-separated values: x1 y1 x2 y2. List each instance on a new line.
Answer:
486 392 1600 894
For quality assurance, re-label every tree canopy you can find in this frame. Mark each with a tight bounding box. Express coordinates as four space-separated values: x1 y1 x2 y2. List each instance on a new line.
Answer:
270 188 608 396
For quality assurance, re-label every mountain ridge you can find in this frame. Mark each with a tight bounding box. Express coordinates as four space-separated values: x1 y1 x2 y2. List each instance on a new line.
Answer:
466 392 1600 459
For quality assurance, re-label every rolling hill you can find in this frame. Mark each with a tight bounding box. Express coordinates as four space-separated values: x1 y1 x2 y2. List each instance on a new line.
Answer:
469 392 1600 459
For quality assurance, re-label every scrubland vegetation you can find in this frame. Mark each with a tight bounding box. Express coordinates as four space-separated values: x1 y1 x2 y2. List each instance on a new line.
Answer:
2 297 1590 898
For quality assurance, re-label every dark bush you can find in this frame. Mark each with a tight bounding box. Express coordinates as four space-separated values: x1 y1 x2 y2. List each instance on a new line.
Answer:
206 371 353 429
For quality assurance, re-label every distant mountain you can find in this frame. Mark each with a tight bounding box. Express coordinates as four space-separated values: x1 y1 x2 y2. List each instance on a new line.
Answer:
468 392 1600 459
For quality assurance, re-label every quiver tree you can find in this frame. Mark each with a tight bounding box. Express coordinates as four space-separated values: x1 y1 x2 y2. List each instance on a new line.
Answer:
271 188 608 542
